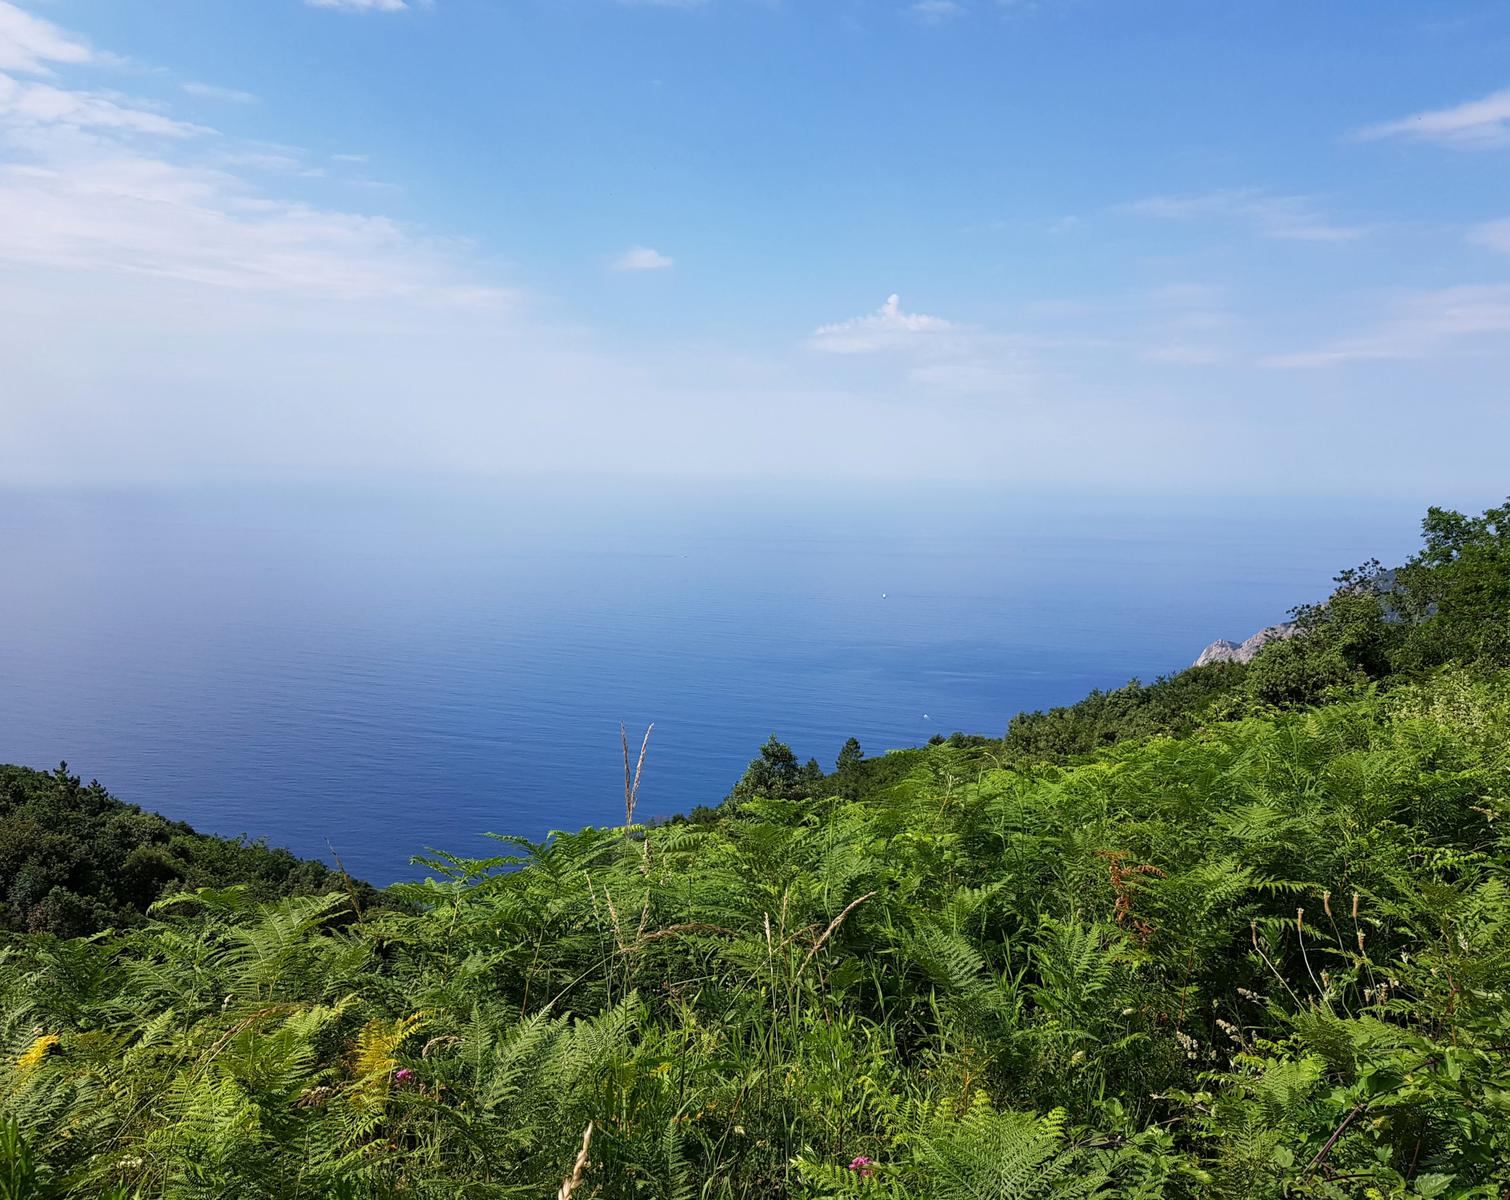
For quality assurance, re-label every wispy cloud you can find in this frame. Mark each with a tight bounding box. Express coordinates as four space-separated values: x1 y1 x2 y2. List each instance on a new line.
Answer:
0 75 211 138
1469 217 1510 255
305 0 410 12
0 1 91 75
910 1 966 23
1142 345 1223 365
0 151 507 305
0 5 504 308
612 245 674 271
810 294 954 354
1266 285 1510 367
1356 87 1510 150
1121 188 1365 242
182 81 258 105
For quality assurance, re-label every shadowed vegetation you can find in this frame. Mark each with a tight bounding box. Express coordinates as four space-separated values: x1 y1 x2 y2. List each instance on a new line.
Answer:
0 764 380 938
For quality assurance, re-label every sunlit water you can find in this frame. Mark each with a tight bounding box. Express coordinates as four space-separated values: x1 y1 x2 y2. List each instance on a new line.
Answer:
0 483 1429 883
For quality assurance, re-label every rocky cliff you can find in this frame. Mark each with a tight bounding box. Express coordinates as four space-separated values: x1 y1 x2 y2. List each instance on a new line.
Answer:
1193 622 1297 667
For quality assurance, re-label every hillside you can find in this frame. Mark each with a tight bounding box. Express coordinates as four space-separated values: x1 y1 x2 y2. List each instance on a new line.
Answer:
0 764 381 937
0 499 1507 1199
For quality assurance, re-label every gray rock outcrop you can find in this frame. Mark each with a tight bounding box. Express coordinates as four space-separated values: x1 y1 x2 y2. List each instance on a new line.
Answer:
1193 622 1297 668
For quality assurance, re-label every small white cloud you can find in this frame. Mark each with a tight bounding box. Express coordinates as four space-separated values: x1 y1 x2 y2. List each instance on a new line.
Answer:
305 0 410 11
1122 188 1364 242
0 1 92 75
332 152 370 164
1356 87 1510 150
811 294 954 354
182 81 258 105
612 245 674 271
910 1 966 23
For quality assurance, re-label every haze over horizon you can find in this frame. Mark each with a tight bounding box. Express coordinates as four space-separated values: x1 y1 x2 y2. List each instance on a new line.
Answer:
3 0 1509 494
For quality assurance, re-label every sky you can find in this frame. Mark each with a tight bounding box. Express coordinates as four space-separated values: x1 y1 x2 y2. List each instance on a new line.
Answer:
2 0 1509 496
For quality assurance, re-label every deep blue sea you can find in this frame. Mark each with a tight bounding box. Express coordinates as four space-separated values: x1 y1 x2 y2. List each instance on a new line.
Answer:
0 484 1433 884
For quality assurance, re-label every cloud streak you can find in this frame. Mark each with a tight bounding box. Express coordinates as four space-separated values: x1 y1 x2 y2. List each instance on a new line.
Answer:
305 0 411 11
1121 188 1365 242
1469 217 1510 255
1357 87 1510 150
1266 285 1510 367
0 75 211 138
910 1 967 23
182 81 259 105
0 1 91 74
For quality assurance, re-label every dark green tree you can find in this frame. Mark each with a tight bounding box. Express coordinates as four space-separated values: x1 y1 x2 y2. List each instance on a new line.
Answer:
0 762 380 936
1393 499 1510 669
727 735 826 804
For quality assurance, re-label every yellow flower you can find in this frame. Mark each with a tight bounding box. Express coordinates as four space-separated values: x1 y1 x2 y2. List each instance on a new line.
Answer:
16 1034 59 1074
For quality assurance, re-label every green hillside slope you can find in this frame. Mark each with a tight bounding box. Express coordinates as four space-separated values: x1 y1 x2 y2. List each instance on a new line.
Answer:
0 764 380 937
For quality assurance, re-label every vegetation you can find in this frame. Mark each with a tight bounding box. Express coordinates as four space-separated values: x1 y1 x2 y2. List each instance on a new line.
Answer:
1006 500 1510 761
1 499 1507 1197
726 735 827 806
1002 663 1248 762
0 764 379 937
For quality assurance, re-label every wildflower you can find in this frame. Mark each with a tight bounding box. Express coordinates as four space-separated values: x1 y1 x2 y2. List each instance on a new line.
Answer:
849 1155 876 1178
16 1034 59 1074
394 1068 416 1084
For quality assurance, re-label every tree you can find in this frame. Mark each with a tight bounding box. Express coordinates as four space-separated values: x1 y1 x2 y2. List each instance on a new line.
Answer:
1393 499 1510 669
727 735 826 804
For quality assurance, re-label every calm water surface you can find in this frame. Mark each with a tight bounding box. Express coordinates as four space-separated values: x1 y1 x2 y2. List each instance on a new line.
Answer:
0 484 1428 883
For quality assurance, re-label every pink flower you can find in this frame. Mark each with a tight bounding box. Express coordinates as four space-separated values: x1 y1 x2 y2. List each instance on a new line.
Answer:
394 1068 415 1084
848 1155 875 1178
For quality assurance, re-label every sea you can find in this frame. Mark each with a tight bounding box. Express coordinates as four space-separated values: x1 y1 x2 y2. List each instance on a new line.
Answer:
0 483 1435 884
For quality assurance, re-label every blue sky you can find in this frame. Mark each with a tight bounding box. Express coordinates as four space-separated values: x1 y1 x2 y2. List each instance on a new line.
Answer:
2 0 1509 495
